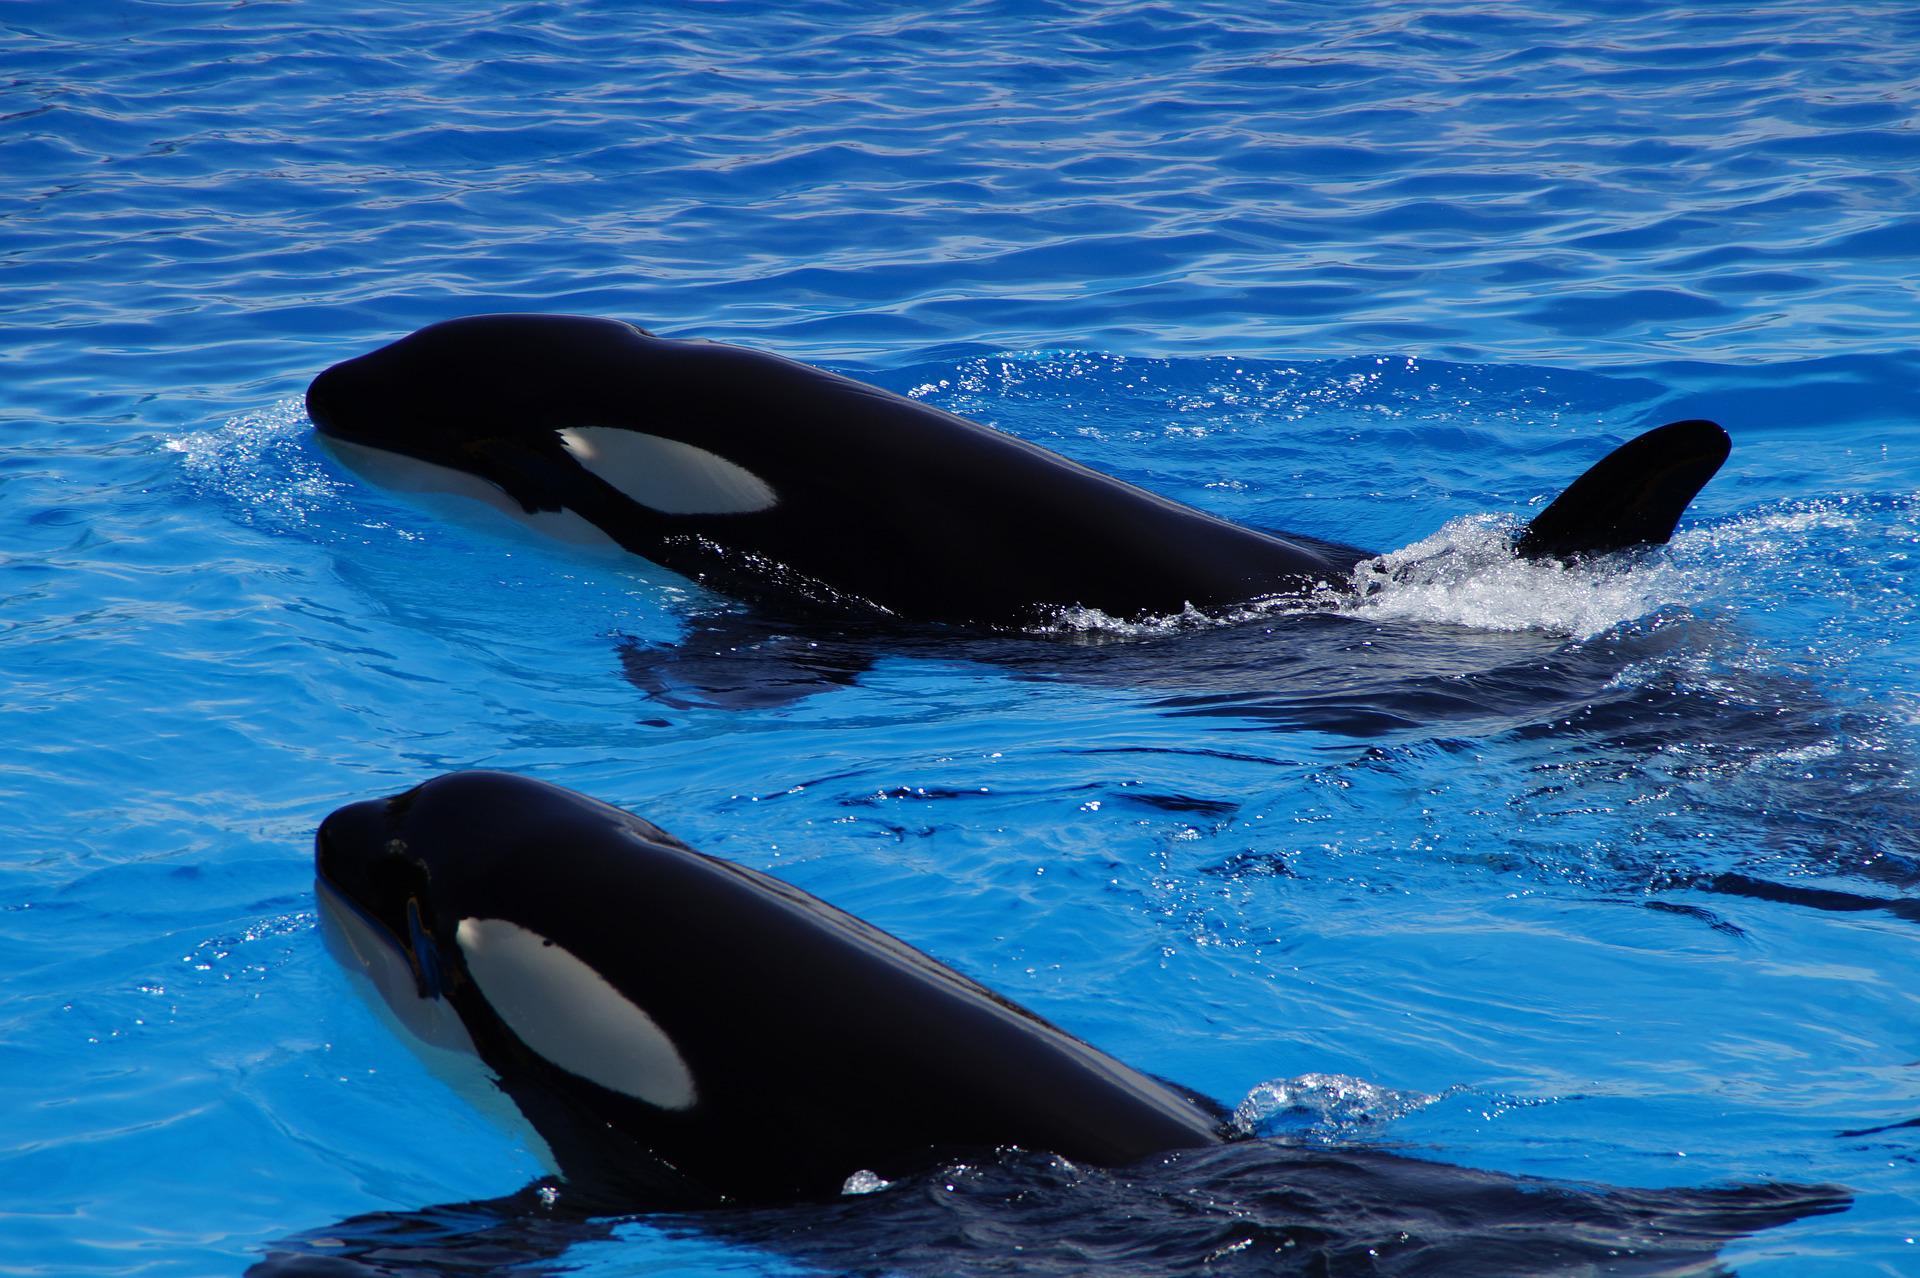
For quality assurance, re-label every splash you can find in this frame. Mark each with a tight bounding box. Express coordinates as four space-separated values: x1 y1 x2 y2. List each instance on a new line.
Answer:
1340 516 1694 639
1033 517 1691 641
165 396 367 533
1231 1072 1444 1140
1033 600 1289 639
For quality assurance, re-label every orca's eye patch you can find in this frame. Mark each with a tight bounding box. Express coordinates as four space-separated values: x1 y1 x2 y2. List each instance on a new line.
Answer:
455 916 698 1110
558 427 776 515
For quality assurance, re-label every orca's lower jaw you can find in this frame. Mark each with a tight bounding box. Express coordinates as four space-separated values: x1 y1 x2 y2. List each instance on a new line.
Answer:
317 433 488 501
309 821 483 1059
315 875 404 971
314 875 434 1026
313 878 537 1158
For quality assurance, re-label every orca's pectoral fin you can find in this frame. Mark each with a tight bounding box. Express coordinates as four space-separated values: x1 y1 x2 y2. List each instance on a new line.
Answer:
247 1180 609 1277
1515 419 1730 561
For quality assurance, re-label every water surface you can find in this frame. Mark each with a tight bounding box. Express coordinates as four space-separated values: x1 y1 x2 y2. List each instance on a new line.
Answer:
3 2 1918 1274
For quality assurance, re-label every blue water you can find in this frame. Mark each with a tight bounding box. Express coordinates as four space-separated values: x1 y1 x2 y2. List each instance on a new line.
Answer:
4 1 1918 1273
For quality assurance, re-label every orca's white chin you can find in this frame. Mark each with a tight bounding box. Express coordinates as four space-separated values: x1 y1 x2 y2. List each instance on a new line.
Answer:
315 877 475 1056
316 435 621 551
314 878 560 1172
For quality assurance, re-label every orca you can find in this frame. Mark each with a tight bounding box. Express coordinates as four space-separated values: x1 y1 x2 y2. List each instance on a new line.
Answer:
282 770 1850 1276
305 315 1730 627
313 770 1229 1206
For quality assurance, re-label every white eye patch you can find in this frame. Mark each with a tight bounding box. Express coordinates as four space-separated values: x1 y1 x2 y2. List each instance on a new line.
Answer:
456 917 697 1111
559 426 776 515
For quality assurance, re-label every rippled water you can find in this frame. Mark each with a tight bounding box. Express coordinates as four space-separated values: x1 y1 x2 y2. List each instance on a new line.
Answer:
4 2 1918 1275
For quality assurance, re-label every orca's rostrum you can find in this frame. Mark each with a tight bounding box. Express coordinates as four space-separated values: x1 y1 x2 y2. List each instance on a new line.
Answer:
305 314 1731 626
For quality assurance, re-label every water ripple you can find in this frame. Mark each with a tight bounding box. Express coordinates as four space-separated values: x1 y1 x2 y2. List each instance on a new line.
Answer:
4 3 1919 1275
6 0 1920 402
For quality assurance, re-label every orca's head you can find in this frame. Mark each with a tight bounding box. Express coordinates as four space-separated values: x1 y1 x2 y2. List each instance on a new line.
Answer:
306 315 779 539
306 314 642 458
314 772 703 1118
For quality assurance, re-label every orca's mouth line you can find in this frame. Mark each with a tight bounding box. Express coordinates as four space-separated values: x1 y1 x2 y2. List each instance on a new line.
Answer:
316 872 456 1009
314 873 408 962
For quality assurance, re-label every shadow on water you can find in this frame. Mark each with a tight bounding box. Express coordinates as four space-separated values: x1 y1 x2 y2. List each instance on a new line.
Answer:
617 604 1656 739
251 1142 1847 1277
616 589 1839 752
619 586 1920 927
610 510 1781 739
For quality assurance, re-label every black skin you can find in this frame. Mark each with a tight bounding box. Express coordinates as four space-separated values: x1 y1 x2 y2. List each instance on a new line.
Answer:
285 770 1850 1277
248 1148 1850 1278
305 315 1729 627
315 771 1230 1208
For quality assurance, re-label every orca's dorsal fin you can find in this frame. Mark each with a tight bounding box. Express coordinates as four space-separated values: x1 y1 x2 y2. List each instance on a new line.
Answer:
1514 418 1730 561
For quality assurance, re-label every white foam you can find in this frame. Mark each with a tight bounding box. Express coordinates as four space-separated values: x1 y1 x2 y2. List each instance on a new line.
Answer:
1036 601 1258 639
560 426 776 515
457 917 697 1111
1031 516 1694 641
1339 516 1689 639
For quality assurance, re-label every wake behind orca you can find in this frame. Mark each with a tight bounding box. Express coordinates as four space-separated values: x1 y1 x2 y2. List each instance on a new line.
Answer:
259 771 1846 1276
305 315 1730 628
